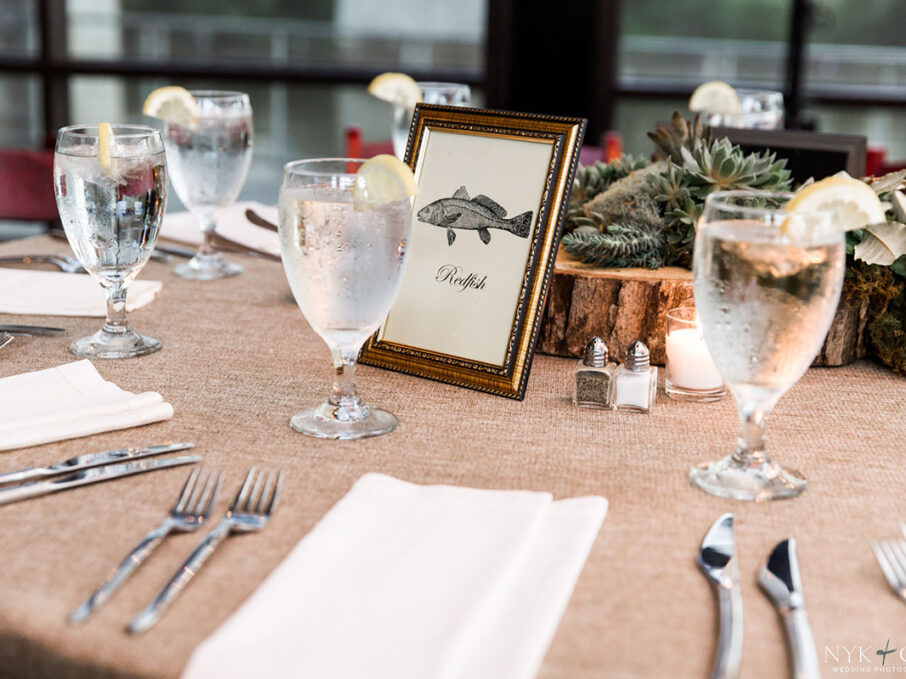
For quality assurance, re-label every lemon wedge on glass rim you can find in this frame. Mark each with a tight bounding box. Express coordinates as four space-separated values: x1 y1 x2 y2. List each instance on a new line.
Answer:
689 81 741 114
353 154 417 210
142 86 200 128
367 72 423 108
781 175 886 239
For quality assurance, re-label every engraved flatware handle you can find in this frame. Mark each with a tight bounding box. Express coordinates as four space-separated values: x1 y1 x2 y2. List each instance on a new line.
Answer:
783 609 819 679
712 582 743 679
69 521 173 623
128 520 230 633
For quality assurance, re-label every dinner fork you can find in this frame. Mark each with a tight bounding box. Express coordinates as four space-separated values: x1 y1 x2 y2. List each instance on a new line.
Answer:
69 467 222 624
128 466 283 633
0 254 85 273
871 528 906 604
0 333 13 351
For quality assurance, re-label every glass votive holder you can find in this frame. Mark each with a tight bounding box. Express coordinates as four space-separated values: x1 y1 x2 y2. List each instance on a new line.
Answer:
665 307 727 402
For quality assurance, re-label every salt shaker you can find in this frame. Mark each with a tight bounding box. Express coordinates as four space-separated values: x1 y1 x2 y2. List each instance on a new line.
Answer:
572 336 615 409
613 340 657 413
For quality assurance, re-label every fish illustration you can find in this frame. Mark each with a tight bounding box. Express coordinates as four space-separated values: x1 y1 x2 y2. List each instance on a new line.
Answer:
416 186 533 246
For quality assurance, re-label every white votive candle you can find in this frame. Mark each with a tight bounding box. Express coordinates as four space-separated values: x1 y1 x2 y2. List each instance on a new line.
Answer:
666 327 724 390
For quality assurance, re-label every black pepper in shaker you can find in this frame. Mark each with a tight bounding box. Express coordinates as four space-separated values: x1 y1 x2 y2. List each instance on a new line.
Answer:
572 336 616 409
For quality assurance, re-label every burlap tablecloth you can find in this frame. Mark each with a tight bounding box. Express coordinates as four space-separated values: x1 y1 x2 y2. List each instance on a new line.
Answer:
1 235 905 679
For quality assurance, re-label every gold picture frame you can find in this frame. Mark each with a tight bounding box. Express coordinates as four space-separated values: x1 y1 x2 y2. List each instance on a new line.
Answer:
360 105 586 400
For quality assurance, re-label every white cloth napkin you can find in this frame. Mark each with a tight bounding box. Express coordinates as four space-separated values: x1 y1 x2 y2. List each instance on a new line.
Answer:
161 201 279 257
182 473 608 679
0 360 173 451
0 269 161 317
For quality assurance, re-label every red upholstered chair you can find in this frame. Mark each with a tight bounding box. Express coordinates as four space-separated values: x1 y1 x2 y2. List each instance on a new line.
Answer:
0 148 57 223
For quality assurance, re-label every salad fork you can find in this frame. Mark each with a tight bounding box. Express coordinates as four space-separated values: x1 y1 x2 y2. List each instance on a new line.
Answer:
873 528 906 604
69 467 222 623
128 466 283 633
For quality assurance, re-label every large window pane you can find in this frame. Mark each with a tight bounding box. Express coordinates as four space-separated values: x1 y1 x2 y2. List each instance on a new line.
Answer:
65 0 486 73
0 0 38 57
0 74 42 147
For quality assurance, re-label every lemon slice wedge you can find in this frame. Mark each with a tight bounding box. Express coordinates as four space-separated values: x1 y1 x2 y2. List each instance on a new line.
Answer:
142 86 200 128
783 175 886 238
353 154 417 210
689 81 741 114
367 72 422 108
97 122 113 170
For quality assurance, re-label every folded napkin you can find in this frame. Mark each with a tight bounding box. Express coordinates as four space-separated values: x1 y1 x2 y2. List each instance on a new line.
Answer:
0 268 161 317
0 360 173 451
161 201 279 257
182 473 607 679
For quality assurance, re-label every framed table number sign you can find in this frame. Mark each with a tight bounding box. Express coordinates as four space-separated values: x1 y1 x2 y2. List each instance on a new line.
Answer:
360 105 586 400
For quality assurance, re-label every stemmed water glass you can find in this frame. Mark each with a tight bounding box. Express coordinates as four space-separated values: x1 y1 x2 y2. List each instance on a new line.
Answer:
53 124 167 358
391 82 471 159
690 190 845 500
278 159 412 439
163 90 253 280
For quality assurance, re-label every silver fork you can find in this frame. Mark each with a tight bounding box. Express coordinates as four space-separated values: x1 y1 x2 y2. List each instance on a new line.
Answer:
871 527 906 604
128 466 283 633
69 467 222 624
0 333 12 351
0 254 85 273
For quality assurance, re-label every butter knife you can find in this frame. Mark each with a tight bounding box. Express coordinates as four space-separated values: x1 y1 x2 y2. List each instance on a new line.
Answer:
0 324 66 336
758 538 819 679
0 442 195 486
0 455 202 506
697 513 743 679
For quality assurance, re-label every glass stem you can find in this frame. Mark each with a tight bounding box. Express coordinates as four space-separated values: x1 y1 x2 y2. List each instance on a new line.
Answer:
329 346 365 416
103 283 129 335
733 404 768 466
199 213 216 256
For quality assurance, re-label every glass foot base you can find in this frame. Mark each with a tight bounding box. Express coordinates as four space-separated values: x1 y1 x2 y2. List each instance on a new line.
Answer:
666 380 727 402
71 327 161 360
174 253 243 280
689 455 806 501
289 401 398 440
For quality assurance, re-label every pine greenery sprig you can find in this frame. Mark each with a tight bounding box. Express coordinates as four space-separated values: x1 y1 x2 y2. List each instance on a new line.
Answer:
561 225 665 269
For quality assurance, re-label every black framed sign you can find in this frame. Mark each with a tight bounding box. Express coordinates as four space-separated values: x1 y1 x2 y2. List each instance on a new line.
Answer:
360 105 586 400
713 127 867 183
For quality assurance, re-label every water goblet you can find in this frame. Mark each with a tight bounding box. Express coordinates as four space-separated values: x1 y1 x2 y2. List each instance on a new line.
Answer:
278 159 412 439
53 124 167 358
163 90 253 280
690 190 845 500
700 89 784 130
391 82 471 159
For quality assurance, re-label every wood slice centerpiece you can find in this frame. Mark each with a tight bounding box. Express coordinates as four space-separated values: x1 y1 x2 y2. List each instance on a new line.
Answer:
537 248 870 366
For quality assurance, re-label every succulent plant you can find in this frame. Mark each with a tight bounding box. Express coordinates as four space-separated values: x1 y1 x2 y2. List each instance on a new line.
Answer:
680 137 791 199
648 111 711 163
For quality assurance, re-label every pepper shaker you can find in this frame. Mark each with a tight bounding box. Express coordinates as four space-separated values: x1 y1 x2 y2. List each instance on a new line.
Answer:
613 340 657 413
572 336 615 409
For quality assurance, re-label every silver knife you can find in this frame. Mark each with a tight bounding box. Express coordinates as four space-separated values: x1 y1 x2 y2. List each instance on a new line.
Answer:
0 455 202 506
0 324 66 336
0 442 195 486
759 538 819 679
697 513 743 679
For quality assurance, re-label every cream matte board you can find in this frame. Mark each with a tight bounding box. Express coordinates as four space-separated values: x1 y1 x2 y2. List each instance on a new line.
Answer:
361 105 586 399
380 128 553 366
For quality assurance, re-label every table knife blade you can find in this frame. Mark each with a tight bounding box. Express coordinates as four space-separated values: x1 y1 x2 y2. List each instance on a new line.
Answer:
0 455 202 506
0 442 195 486
758 538 820 679
697 513 742 679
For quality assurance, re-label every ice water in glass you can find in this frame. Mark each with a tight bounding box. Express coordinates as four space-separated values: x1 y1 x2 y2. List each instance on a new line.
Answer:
54 124 167 358
391 82 471 159
163 90 253 280
278 159 411 439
